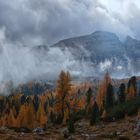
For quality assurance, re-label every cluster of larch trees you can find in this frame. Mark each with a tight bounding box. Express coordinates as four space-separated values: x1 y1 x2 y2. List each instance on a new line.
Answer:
94 73 138 123
0 70 138 131
0 94 49 129
0 71 85 130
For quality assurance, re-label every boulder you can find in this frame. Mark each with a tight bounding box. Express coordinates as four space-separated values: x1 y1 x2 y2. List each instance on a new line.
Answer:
33 127 44 135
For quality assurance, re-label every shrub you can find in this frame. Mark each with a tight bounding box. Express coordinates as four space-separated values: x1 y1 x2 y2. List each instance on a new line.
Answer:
90 102 100 125
67 114 75 133
74 109 86 121
108 97 140 120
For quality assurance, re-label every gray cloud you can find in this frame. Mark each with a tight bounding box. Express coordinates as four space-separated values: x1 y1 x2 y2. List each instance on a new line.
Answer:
0 27 98 94
0 0 140 46
0 0 139 95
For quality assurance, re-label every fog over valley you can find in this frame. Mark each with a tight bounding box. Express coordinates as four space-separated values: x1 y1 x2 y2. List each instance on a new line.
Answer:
0 28 139 90
0 0 139 94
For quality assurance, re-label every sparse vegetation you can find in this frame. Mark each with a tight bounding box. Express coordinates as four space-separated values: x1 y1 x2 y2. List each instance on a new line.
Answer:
109 96 140 120
0 71 139 140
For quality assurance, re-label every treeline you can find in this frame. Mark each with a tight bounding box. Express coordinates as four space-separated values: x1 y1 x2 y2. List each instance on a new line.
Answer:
0 71 139 133
94 73 139 123
0 71 85 131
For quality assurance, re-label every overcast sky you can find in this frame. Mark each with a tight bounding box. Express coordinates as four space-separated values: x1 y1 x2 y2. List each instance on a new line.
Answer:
0 0 140 46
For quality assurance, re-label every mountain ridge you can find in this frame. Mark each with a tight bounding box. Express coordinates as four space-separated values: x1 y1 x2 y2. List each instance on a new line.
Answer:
31 31 140 78
51 31 139 77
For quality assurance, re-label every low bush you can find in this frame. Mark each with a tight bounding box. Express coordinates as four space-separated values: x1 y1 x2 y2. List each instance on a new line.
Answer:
108 96 140 120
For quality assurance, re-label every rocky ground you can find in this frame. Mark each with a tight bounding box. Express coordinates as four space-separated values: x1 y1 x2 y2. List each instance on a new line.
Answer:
0 116 140 140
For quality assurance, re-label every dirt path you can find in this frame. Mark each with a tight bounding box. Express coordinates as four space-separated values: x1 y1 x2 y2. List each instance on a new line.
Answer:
0 116 140 140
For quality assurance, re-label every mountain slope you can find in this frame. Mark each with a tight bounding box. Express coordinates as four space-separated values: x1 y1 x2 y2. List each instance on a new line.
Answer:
124 36 140 72
52 31 140 77
53 31 126 62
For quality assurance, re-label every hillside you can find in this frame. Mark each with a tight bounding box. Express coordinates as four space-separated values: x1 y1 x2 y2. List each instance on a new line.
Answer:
0 72 139 140
0 116 139 140
51 31 140 77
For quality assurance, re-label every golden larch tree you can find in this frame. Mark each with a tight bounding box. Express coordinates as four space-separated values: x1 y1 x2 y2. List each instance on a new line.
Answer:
7 109 17 128
55 71 72 122
126 85 135 100
36 101 47 128
17 103 29 128
96 72 111 111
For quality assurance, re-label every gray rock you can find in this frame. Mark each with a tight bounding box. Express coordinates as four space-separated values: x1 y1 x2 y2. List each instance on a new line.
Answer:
0 126 15 134
136 120 140 131
33 127 44 135
117 131 121 135
60 127 71 138
19 132 25 137
52 31 140 77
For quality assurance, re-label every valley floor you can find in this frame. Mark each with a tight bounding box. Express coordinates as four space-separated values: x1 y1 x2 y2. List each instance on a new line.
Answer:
0 116 139 140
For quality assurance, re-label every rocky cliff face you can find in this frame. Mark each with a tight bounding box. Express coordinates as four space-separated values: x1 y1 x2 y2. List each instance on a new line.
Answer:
124 36 140 72
53 31 125 61
52 31 139 77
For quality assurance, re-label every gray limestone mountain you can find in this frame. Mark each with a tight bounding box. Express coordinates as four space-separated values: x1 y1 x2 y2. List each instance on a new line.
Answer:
124 36 140 72
32 31 139 78
52 31 139 76
52 31 126 62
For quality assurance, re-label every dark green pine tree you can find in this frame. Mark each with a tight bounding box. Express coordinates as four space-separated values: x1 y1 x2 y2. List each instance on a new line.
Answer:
118 83 126 103
127 76 137 96
86 88 92 112
90 101 99 125
86 88 92 104
105 83 114 110
33 94 39 112
138 88 140 96
86 88 92 116
67 110 75 133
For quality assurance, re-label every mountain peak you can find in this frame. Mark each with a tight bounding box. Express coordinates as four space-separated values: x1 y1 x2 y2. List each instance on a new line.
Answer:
91 31 119 41
125 35 137 42
50 30 139 76
92 30 115 35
